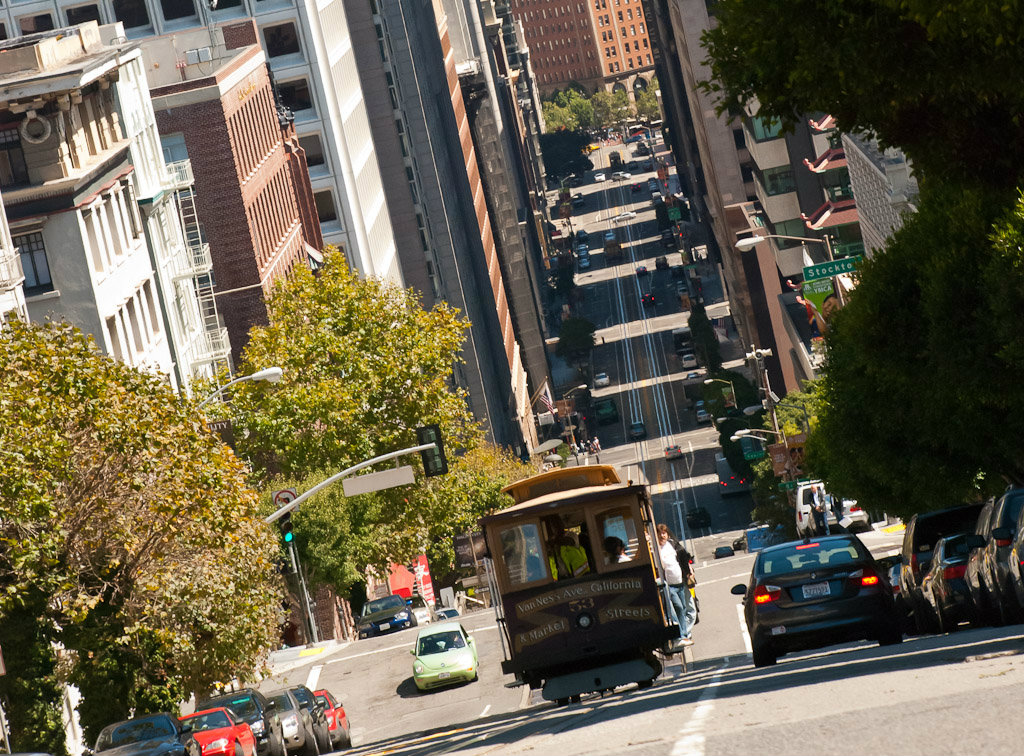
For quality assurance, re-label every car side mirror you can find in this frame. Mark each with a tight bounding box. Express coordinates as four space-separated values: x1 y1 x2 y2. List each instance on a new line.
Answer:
731 584 746 596
265 700 276 711
992 526 1012 541
180 723 193 734
466 635 475 645
966 534 986 550
409 649 416 656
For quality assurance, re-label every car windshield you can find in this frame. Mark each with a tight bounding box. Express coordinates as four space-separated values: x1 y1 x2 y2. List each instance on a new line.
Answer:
362 595 406 615
211 695 259 720
758 540 865 576
270 694 295 713
185 711 232 731
290 688 313 708
97 716 177 751
417 630 466 656
314 694 331 709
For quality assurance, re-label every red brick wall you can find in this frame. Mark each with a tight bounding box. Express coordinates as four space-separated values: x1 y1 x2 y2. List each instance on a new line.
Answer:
221 19 259 50
153 58 313 364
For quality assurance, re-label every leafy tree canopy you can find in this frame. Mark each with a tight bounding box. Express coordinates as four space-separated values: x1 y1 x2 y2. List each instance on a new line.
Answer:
0 321 281 748
591 90 634 130
634 77 661 123
701 0 1024 189
538 130 594 179
555 317 596 363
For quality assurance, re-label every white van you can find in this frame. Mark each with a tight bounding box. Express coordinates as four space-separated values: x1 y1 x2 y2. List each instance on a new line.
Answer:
795 482 869 536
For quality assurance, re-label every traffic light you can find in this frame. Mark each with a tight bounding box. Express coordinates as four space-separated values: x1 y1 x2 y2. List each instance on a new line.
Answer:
416 424 448 477
279 512 294 543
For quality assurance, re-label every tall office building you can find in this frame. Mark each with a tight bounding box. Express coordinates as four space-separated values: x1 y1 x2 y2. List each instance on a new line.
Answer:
0 22 227 392
841 133 917 255
506 0 656 96
0 0 401 285
139 21 323 364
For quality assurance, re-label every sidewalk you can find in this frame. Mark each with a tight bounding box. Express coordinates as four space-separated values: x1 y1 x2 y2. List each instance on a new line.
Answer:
265 639 351 677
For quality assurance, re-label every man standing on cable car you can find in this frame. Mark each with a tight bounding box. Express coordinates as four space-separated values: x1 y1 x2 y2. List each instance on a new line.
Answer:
544 516 591 580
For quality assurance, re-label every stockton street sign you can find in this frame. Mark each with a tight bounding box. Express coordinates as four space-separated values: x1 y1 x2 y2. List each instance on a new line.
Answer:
803 255 862 282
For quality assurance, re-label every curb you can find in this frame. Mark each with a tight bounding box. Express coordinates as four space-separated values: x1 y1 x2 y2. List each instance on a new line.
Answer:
265 641 352 678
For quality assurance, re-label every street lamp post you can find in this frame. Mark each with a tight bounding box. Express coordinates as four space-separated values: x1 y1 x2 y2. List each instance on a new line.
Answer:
735 233 843 305
197 366 283 409
564 384 588 464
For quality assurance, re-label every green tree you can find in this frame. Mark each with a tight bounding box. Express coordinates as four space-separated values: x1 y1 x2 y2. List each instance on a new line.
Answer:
542 100 576 132
687 302 722 372
0 322 282 748
591 90 634 130
634 77 661 123
538 131 594 178
700 0 1024 189
555 317 596 367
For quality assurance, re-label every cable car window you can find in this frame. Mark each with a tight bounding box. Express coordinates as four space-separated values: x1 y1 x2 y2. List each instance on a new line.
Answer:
499 522 547 586
597 508 639 567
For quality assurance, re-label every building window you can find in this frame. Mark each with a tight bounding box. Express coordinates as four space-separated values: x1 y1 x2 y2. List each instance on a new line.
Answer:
313 190 337 223
66 4 102 24
760 165 796 196
19 14 55 34
15 232 53 295
278 78 315 114
627 8 632 18
749 115 783 142
617 10 623 20
298 134 325 167
773 219 809 248
733 128 746 150
215 0 242 8
159 0 195 21
264 23 301 57
0 128 29 189
0 23 7 41
112 0 151 28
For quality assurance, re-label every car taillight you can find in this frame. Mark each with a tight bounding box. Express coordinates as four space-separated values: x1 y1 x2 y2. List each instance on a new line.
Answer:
850 568 879 586
753 584 781 604
910 553 919 575
996 538 1012 547
944 564 967 580
850 505 862 512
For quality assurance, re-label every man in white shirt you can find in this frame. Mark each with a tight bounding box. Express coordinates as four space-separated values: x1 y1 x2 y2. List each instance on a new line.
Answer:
656 523 696 645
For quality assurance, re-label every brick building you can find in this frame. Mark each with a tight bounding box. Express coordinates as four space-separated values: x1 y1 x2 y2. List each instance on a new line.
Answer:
141 22 322 363
509 0 656 96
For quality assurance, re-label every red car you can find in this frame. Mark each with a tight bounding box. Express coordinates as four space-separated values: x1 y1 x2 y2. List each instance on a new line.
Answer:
181 708 256 756
313 689 351 749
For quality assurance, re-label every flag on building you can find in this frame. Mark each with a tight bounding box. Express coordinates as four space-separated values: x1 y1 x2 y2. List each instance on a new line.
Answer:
539 392 556 415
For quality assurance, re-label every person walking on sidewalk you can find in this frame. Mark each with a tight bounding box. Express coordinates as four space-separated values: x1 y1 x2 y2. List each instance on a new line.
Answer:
656 524 696 645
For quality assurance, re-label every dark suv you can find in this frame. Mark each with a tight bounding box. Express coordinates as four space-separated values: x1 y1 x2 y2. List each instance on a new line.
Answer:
899 503 984 634
966 486 1024 626
197 688 284 756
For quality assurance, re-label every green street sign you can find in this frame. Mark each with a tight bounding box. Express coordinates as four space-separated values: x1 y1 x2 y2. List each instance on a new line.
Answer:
744 449 766 461
779 477 812 491
803 255 862 282
668 206 682 221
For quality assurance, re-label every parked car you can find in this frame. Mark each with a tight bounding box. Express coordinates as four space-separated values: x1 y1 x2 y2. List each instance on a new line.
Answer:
680 352 698 370
876 554 913 635
593 172 606 182
840 499 871 532
921 534 975 634
435 607 460 620
664 444 683 460
732 535 902 667
647 178 659 192
594 371 611 388
687 506 711 530
635 265 649 276
714 545 735 559
93 713 201 756
578 251 591 270
655 255 669 270
794 481 839 539
733 533 747 552
311 689 351 750
576 229 589 244
408 594 435 625
195 690 284 756
356 593 416 639
285 687 330 755
571 193 585 207
628 421 647 440
898 502 984 634
594 398 619 424
266 692 315 756
411 622 479 691
567 175 583 187
966 486 1024 626
694 399 710 423
180 708 257 756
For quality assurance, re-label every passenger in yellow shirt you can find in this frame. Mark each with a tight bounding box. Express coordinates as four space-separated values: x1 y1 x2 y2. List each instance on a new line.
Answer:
544 516 591 580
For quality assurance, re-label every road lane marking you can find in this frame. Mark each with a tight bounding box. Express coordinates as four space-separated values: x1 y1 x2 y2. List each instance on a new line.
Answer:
479 704 491 718
737 604 752 655
324 624 499 665
670 665 725 756
305 664 323 690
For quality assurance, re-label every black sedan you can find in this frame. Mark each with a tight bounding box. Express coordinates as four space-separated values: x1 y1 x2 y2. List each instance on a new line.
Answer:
356 593 416 639
920 533 975 633
93 713 200 756
732 535 902 667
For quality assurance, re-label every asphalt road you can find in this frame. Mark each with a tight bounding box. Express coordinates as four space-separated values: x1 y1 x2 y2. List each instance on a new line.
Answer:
264 528 1024 755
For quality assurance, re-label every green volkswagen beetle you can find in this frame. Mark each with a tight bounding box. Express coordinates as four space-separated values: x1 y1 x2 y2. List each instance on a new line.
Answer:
410 622 478 691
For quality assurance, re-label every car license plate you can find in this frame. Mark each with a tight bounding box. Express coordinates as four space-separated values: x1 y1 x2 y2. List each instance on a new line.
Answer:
438 672 451 679
771 626 787 636
803 581 830 599
379 622 390 631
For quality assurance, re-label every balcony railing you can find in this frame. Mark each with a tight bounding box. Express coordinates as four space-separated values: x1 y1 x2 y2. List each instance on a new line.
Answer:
0 248 25 290
164 159 195 190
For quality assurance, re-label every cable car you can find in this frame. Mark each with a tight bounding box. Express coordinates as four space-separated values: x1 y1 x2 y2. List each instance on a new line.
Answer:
480 465 679 704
